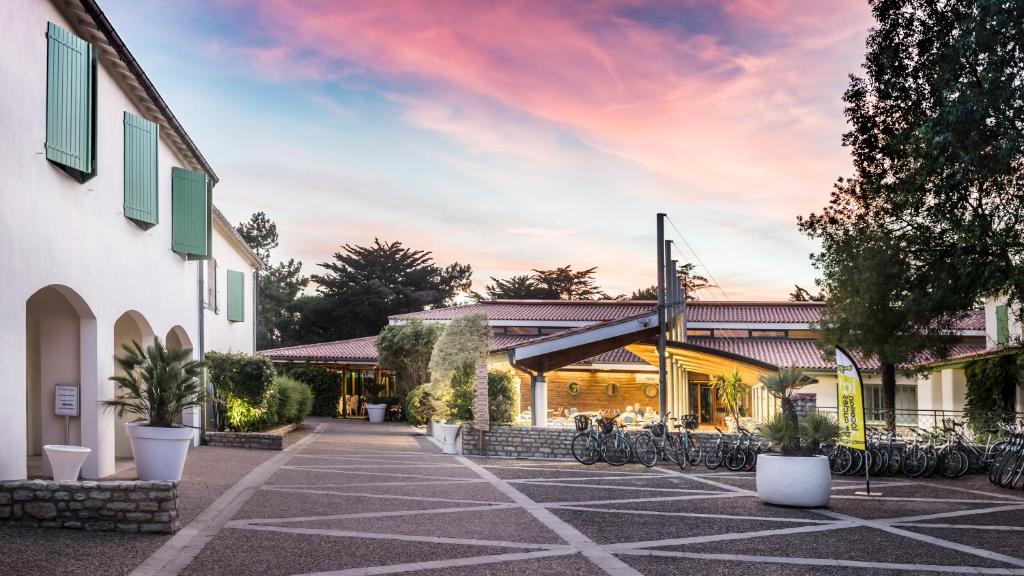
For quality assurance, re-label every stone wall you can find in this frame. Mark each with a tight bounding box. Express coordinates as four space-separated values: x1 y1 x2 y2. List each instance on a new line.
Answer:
459 423 723 460
205 422 301 450
0 479 178 533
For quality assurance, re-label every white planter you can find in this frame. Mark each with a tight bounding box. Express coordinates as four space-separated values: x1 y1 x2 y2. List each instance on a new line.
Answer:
126 423 193 481
756 454 831 507
43 445 91 481
439 423 460 455
366 403 388 424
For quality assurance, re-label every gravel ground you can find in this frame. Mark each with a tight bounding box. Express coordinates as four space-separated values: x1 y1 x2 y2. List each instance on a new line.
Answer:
6 419 1023 576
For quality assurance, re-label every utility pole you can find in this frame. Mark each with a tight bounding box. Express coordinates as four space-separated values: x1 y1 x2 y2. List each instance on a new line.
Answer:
656 214 668 417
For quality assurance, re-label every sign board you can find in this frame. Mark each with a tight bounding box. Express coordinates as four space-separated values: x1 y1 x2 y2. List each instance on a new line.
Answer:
472 362 489 431
55 384 79 417
835 346 865 450
635 373 659 384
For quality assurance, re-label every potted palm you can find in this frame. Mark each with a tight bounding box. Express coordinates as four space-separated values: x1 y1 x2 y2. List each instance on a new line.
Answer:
712 368 749 433
755 366 839 507
364 380 388 423
101 339 206 481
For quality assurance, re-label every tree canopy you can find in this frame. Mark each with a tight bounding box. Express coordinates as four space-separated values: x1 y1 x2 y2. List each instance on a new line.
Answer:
476 266 610 300
631 263 716 301
376 319 443 397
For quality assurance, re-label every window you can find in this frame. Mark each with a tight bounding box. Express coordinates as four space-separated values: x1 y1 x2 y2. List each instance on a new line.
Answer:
539 327 569 335
227 270 244 322
864 384 918 425
205 259 218 312
171 167 211 258
686 329 712 337
505 327 540 335
788 330 821 340
996 304 1010 345
491 327 506 335
713 329 748 338
750 330 786 339
45 22 95 181
123 112 159 227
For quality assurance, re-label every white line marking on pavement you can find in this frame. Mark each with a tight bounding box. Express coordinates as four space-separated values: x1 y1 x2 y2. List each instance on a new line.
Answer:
232 522 572 550
615 549 1024 575
292 549 576 576
875 503 1024 524
128 423 326 576
456 455 646 576
546 492 745 507
608 520 857 550
546 504 838 524
651 465 754 494
893 522 1024 532
230 503 518 526
512 480 721 493
260 486 510 505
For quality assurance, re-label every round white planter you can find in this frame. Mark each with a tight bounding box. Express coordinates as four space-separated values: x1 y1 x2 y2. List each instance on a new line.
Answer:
126 423 193 481
756 453 831 507
439 423 460 455
43 445 91 481
366 403 388 424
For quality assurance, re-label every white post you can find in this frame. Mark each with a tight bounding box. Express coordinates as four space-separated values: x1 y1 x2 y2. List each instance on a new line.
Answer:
532 374 548 428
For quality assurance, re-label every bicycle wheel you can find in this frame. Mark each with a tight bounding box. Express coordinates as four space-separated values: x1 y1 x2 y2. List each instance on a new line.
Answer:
571 433 600 465
741 448 757 471
868 449 884 476
687 443 704 467
633 434 658 468
705 446 723 469
663 434 681 465
955 448 970 478
847 449 864 475
601 435 632 466
902 448 928 478
724 448 747 471
830 447 849 474
939 449 965 478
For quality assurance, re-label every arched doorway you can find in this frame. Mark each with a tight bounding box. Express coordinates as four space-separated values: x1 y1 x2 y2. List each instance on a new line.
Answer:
25 285 97 478
113 311 155 459
165 326 200 446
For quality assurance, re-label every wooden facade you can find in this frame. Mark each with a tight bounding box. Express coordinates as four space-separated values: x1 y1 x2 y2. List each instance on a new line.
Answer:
517 369 661 416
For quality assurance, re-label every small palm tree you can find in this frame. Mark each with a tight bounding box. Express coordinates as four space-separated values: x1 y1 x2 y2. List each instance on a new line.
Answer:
757 366 807 428
712 368 749 430
757 366 838 456
101 338 206 428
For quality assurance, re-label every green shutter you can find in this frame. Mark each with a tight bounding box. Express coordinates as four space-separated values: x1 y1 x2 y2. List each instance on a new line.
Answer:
996 304 1010 345
46 22 95 180
171 167 209 257
227 270 244 322
123 112 159 227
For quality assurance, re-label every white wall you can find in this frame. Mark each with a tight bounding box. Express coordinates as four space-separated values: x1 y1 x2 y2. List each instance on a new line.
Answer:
204 224 256 355
0 0 254 480
985 296 1022 348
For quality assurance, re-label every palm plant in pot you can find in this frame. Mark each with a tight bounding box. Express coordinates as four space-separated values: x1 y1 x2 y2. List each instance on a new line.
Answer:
364 379 388 423
101 339 206 481
755 366 840 507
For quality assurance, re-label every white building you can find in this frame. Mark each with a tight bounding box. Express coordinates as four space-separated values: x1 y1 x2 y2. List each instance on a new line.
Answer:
0 0 262 480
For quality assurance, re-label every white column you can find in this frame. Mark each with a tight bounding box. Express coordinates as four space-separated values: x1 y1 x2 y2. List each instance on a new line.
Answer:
182 407 202 447
531 374 547 428
82 317 115 479
917 372 941 412
0 304 27 480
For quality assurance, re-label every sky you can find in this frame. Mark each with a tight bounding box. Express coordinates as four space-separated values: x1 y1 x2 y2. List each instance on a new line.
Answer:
103 0 875 301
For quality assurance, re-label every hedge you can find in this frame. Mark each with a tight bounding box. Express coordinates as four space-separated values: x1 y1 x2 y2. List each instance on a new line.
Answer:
280 365 342 417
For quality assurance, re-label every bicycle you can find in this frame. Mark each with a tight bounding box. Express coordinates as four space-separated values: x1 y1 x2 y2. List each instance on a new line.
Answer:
600 421 633 466
571 415 608 465
633 413 680 468
705 427 735 470
672 414 703 469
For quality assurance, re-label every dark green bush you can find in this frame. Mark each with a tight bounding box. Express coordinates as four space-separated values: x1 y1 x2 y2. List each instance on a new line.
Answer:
223 376 314 432
443 370 520 425
275 376 314 423
405 385 431 425
965 354 1021 436
280 365 342 417
206 351 275 405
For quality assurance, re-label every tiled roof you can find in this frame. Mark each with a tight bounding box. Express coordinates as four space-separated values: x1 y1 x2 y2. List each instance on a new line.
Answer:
391 300 655 322
261 336 379 363
583 348 646 364
392 299 987 330
688 337 985 372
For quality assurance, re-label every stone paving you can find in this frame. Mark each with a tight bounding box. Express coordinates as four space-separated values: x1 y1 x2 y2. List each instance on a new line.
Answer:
4 418 1024 575
132 419 1024 576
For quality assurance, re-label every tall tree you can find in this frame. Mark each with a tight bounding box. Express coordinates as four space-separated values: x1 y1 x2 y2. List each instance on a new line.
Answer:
376 319 443 397
631 263 716 301
799 0 1024 427
236 212 308 350
474 275 554 301
531 265 609 300
789 285 824 302
307 239 473 340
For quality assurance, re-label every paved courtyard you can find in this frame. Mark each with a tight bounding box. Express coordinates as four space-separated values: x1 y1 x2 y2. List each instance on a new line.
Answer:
5 418 1024 575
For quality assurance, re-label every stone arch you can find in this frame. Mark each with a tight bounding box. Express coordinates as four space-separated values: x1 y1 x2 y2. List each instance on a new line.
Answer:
112 311 156 458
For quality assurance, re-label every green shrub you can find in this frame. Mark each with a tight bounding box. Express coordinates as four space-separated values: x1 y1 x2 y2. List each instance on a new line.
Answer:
487 370 519 425
280 365 342 417
225 395 272 432
206 351 275 405
405 384 431 425
965 354 1021 436
275 376 314 423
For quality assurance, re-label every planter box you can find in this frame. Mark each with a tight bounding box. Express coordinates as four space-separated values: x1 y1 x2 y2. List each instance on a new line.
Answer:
756 453 831 507
206 422 302 450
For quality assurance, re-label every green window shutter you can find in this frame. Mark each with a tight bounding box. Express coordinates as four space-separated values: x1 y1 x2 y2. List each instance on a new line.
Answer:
46 22 95 181
227 270 244 322
123 112 159 227
996 304 1010 345
171 167 209 257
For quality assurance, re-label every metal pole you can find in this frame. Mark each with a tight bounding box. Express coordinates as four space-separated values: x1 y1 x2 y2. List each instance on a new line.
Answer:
657 214 668 418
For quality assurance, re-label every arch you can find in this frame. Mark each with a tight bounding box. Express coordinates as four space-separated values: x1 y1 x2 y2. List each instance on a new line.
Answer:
25 285 97 478
165 325 200 445
113 311 156 458
165 325 193 352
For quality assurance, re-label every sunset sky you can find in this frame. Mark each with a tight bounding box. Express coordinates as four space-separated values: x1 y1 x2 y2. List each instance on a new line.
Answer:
104 0 875 300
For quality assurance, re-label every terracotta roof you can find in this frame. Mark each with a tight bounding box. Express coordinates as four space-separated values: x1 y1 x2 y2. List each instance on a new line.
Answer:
393 300 985 331
687 337 985 372
391 300 656 322
261 336 379 363
583 348 646 364
917 343 1023 367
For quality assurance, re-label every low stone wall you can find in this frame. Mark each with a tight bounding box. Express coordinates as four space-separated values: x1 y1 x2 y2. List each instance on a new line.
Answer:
459 424 722 460
0 479 178 533
206 422 302 450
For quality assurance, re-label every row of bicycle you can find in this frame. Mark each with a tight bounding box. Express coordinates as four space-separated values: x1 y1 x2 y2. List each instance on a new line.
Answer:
569 413 769 471
827 419 1024 484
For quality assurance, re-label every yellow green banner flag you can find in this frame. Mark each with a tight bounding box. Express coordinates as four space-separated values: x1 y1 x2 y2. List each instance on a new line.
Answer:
835 346 866 450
